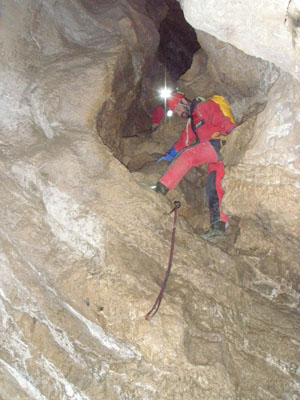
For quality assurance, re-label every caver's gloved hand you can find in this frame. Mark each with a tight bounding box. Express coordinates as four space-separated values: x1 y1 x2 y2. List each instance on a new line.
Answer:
157 147 178 162
150 123 159 132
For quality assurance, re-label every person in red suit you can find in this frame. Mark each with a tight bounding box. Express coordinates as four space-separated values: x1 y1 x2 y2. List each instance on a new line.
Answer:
155 91 236 239
151 103 165 132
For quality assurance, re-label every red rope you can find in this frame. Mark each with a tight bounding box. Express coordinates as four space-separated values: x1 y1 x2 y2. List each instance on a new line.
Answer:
145 201 181 320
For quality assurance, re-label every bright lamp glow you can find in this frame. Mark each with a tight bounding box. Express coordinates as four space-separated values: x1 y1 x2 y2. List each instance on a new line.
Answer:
167 109 173 117
159 87 172 99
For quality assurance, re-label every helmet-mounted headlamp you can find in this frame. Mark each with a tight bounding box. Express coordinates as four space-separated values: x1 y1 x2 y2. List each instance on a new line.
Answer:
166 91 185 117
158 87 185 117
159 87 172 100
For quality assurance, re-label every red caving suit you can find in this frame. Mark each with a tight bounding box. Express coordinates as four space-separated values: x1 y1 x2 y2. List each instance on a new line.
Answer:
159 97 236 226
152 104 165 125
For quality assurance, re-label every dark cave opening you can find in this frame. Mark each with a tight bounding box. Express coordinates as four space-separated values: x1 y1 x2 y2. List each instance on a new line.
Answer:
157 0 200 81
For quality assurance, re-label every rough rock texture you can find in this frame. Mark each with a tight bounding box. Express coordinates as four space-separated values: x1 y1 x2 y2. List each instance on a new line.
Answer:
180 48 208 82
179 30 281 124
222 72 300 274
180 0 300 82
0 1 300 400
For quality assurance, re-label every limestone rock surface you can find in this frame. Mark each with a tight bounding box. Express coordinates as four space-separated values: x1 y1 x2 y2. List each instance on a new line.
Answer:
0 1 299 400
180 0 300 82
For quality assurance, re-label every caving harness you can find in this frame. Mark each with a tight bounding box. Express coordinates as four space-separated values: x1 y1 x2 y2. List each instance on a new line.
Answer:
145 201 181 320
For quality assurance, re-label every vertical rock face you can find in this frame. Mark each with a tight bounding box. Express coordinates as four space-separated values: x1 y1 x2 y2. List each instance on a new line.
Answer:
221 72 300 305
0 1 300 400
225 72 300 228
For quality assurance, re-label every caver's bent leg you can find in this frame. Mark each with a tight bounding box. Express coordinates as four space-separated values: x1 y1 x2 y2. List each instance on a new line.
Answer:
207 161 228 226
159 142 218 190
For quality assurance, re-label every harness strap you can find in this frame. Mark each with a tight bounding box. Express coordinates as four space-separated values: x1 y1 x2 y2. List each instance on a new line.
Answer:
210 132 228 149
185 118 191 146
193 120 205 130
190 98 205 143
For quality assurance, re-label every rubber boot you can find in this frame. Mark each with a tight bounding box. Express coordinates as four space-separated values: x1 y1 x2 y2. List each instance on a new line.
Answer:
200 221 226 239
155 181 169 195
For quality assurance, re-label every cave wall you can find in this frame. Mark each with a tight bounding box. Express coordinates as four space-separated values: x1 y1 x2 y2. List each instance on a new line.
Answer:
0 1 299 399
178 30 281 124
180 0 300 82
